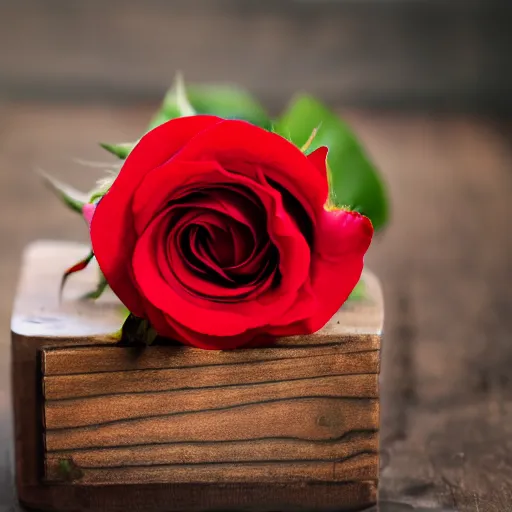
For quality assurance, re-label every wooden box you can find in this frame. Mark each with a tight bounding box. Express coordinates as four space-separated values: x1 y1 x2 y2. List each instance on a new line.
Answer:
12 241 383 512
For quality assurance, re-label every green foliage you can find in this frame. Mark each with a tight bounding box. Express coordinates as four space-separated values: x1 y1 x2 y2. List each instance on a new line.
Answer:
274 95 389 230
147 73 197 131
121 314 158 346
102 74 197 157
39 170 87 214
99 142 135 160
187 84 271 129
347 279 366 302
81 271 109 300
148 79 270 131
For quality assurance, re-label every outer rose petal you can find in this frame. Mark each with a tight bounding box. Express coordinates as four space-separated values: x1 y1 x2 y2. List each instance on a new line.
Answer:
300 209 373 332
158 313 270 350
141 291 275 350
82 203 96 227
268 209 373 336
91 115 221 317
307 146 329 180
169 120 328 219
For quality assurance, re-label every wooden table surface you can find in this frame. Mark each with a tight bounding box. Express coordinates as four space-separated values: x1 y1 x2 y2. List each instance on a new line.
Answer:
1 103 511 511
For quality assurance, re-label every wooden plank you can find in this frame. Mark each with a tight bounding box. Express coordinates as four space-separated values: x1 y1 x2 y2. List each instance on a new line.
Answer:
43 353 378 400
15 481 378 512
46 457 379 486
42 339 379 377
43 376 378 430
46 431 378 467
42 346 380 484
7 241 382 496
44 394 378 452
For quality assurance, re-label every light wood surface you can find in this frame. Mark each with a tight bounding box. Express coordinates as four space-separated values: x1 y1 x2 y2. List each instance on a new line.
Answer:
1 103 511 511
13 241 383 341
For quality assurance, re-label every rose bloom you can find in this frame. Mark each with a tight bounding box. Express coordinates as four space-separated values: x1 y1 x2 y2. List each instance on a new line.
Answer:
90 115 373 349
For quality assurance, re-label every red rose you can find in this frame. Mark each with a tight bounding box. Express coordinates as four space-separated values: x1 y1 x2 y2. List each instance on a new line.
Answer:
90 115 373 349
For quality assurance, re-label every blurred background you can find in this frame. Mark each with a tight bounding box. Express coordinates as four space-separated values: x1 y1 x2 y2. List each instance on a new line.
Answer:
2 0 512 508
1 0 511 110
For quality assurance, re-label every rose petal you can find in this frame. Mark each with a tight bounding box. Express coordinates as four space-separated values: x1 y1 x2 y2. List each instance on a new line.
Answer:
170 190 264 281
157 209 277 302
206 224 233 267
269 209 373 335
82 203 96 227
132 162 263 236
91 115 221 317
307 146 329 180
169 120 328 219
132 197 305 336
173 210 236 285
135 296 264 350
132 160 311 299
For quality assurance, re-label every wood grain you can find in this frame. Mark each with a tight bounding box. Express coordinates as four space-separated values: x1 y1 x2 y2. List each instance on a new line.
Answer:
46 431 378 467
46 457 379 486
44 396 378 448
40 319 380 485
43 374 378 429
11 241 381 508
43 351 378 400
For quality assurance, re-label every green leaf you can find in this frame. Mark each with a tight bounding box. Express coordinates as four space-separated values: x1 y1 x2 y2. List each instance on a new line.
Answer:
147 111 170 131
99 142 136 160
300 126 320 153
147 73 197 130
89 188 108 204
173 72 197 117
89 173 117 203
275 95 389 230
39 170 87 214
107 306 131 343
121 314 158 346
187 84 271 129
347 279 366 302
148 81 270 131
81 271 108 300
